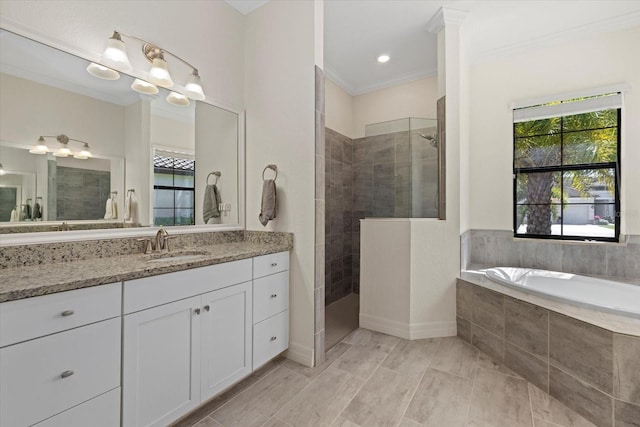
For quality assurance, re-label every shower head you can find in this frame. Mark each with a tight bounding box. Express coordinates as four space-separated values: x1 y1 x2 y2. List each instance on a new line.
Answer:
419 133 438 148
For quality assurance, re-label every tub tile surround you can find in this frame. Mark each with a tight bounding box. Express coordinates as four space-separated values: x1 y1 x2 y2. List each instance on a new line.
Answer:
0 230 292 302
461 229 640 283
457 278 640 427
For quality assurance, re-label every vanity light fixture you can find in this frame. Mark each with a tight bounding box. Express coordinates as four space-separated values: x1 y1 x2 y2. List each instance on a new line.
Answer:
166 91 190 107
30 135 93 159
377 54 390 63
88 30 206 100
0 163 5 176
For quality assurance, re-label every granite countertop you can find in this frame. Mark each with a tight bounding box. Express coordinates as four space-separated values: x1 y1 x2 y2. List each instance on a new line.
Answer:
1 240 291 303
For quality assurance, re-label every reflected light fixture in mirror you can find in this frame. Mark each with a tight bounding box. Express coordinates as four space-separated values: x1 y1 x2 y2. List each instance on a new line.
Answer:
30 135 92 159
131 78 159 94
0 163 5 176
86 62 120 80
166 91 190 107
184 70 205 101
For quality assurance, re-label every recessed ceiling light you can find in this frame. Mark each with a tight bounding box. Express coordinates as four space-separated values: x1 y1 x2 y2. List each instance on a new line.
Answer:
377 54 390 63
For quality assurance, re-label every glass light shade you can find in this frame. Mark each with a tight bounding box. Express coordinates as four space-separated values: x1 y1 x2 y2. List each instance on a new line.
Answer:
29 137 49 154
87 62 120 80
53 146 71 157
148 58 173 88
131 79 159 95
166 91 190 107
0 163 5 176
74 143 92 159
101 37 132 72
183 72 205 100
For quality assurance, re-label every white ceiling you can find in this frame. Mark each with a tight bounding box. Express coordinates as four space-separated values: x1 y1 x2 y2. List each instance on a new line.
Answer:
324 0 640 95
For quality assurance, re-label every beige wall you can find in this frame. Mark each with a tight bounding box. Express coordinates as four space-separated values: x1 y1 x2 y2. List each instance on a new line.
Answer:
468 27 640 235
352 76 438 138
244 0 318 366
325 76 438 139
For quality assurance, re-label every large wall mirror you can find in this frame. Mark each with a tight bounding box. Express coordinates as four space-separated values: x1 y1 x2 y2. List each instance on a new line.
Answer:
0 28 243 237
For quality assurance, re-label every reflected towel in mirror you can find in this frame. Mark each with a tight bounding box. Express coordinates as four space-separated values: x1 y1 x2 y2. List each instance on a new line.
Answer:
203 184 222 224
259 179 276 226
104 198 118 220
124 192 138 223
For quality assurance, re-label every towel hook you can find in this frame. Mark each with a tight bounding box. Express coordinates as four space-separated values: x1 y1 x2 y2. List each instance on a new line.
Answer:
262 164 277 181
207 171 221 185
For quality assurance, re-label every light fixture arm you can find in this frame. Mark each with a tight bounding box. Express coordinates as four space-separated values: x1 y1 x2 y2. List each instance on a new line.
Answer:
40 134 90 146
111 30 199 74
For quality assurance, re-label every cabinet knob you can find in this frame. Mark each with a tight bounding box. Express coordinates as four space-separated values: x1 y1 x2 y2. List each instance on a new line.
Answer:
61 370 74 379
61 310 74 317
270 336 277 341
204 305 210 312
194 308 201 315
270 294 277 298
271 262 278 267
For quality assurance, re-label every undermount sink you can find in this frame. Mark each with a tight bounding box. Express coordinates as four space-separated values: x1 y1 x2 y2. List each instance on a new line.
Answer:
144 250 209 263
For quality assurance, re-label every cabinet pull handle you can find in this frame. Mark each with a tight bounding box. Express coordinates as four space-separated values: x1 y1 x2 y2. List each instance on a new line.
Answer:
270 336 277 341
271 262 278 267
61 310 74 317
270 294 277 298
204 305 210 312
194 308 201 315
61 370 74 379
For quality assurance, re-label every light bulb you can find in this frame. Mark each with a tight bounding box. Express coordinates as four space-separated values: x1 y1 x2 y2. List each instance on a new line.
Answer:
148 57 173 88
183 71 205 100
377 54 390 63
131 79 159 95
86 62 120 80
166 91 190 107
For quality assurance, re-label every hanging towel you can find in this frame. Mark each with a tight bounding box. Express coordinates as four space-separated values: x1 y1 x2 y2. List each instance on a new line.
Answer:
203 184 222 224
112 199 118 219
25 203 32 220
19 205 27 221
104 198 114 219
124 192 138 223
32 201 42 220
259 179 277 226
10 209 17 222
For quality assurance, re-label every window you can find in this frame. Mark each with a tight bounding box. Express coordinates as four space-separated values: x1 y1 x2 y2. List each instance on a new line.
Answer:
153 152 195 226
513 92 621 242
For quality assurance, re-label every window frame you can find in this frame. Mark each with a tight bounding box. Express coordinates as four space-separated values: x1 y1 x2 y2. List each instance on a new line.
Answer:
153 154 196 227
512 107 621 243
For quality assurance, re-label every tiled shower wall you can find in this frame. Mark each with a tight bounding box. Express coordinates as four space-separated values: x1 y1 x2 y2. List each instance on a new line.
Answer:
56 166 110 220
325 128 354 305
461 229 640 281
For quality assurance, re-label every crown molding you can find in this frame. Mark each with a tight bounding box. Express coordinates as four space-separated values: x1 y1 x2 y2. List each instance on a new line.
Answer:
324 64 437 97
426 7 469 34
323 63 356 96
472 10 640 64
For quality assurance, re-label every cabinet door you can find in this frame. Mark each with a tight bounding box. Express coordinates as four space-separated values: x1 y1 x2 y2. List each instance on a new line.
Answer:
200 282 252 401
123 296 201 427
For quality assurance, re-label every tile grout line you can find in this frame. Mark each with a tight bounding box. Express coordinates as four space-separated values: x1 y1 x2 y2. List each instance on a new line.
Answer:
393 338 443 427
463 345 480 425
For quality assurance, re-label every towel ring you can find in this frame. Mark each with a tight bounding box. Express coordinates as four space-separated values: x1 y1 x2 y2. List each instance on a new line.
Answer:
262 164 278 181
207 171 221 185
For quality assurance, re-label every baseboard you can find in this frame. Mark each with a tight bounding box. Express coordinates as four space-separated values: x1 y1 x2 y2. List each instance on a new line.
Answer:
285 341 314 367
359 313 411 339
360 313 457 340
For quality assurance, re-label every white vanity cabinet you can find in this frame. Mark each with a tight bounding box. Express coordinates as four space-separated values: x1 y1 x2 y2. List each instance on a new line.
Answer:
122 259 253 427
0 283 122 427
252 252 290 368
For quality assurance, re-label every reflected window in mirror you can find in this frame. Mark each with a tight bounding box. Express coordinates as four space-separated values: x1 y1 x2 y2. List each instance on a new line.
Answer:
153 151 195 226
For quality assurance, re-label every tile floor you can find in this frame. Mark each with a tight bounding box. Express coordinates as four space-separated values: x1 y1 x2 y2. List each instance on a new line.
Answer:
174 329 596 427
325 293 360 350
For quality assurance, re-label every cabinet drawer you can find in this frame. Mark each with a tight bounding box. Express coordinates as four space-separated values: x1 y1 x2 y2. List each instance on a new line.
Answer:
124 258 252 314
0 317 121 427
33 388 120 427
253 310 289 369
253 271 289 323
0 282 121 347
253 251 289 279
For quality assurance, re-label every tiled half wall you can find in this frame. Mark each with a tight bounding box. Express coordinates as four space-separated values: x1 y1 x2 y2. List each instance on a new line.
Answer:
461 229 640 281
457 279 640 427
